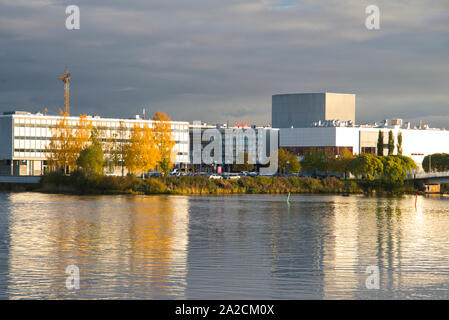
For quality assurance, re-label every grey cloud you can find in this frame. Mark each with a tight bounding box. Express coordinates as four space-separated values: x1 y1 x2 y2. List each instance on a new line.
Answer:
0 0 447 126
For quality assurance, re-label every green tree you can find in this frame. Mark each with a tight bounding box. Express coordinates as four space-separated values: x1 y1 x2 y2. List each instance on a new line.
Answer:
301 148 333 174
397 131 403 155
76 131 104 175
388 130 395 155
395 155 417 173
381 155 416 185
349 153 383 180
377 130 384 156
422 153 449 173
277 149 301 174
233 151 255 172
332 148 354 178
301 149 320 172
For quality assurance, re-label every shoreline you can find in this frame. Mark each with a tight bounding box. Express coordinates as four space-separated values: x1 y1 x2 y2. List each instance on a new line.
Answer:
2 172 446 196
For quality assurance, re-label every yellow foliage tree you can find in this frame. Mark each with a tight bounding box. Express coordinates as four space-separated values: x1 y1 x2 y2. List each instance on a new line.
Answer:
124 124 160 175
153 111 176 175
46 110 92 173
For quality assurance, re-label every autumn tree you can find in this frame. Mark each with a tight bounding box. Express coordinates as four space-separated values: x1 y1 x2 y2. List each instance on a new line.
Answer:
331 148 354 178
124 124 159 176
278 149 301 174
46 110 92 173
153 111 176 176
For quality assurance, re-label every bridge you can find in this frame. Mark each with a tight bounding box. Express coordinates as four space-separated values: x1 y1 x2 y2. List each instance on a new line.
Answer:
409 171 449 184
407 171 449 193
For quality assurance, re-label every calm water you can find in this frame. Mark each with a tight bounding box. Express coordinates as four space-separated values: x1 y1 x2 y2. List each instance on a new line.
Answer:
0 192 449 299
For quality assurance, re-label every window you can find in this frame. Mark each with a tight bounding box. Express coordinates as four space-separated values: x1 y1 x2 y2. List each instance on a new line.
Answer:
361 147 376 154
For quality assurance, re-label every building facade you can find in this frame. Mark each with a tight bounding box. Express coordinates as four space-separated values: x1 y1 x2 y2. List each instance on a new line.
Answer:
280 122 449 169
272 92 355 128
0 111 190 176
189 123 278 172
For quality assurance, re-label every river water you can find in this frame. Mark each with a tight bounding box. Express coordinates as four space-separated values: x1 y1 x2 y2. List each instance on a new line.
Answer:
0 192 448 299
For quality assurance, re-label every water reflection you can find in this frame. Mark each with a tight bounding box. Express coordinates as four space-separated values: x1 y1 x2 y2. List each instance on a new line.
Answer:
1 192 449 299
3 193 189 299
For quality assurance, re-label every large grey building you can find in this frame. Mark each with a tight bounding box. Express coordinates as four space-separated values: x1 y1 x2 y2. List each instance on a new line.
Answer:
272 93 355 128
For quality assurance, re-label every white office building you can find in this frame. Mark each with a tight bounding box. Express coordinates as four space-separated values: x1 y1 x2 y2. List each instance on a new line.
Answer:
0 111 190 176
280 119 449 170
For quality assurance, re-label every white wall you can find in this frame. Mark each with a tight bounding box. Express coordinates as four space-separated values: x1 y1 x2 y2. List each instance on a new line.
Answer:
280 127 337 147
280 126 449 168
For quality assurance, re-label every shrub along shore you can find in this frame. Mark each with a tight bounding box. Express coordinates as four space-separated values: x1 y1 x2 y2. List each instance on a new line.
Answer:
32 170 435 196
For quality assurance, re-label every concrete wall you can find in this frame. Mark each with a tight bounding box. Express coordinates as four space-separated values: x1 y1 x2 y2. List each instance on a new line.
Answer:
280 126 449 169
325 93 355 124
272 93 355 128
280 127 337 147
272 93 325 128
0 117 12 159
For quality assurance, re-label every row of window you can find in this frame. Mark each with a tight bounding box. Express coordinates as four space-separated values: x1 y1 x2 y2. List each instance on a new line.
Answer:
14 136 189 145
14 123 189 133
14 149 189 156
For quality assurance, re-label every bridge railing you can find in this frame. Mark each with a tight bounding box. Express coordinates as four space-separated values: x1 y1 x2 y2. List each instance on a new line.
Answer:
412 171 449 179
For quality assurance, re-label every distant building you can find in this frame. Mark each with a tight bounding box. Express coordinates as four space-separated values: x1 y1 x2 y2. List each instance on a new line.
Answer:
272 92 355 128
0 111 190 176
280 120 449 169
188 123 278 172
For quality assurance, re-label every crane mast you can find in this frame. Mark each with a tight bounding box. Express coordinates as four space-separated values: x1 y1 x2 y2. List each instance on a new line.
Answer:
58 67 71 115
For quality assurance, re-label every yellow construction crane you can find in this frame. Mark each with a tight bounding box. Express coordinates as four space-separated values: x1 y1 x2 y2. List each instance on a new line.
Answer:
58 67 71 115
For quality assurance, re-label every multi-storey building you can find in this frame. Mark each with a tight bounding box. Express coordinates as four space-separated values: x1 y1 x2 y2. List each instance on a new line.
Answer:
280 119 449 170
188 123 278 172
0 111 190 176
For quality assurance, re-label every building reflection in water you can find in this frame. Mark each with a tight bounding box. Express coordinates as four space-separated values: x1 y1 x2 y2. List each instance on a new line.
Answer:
5 193 189 299
321 195 449 299
3 192 449 299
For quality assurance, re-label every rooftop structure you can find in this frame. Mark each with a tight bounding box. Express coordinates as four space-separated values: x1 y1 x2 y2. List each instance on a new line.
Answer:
272 93 356 128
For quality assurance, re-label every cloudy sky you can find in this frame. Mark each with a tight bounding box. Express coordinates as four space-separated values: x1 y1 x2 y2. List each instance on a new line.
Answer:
0 0 448 127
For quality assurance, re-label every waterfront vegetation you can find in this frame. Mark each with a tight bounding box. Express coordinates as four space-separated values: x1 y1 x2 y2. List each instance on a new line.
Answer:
39 115 447 196
37 169 424 196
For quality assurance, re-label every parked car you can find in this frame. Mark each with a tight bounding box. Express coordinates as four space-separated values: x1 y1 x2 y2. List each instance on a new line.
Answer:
148 172 162 177
209 174 223 179
258 173 275 177
223 173 241 180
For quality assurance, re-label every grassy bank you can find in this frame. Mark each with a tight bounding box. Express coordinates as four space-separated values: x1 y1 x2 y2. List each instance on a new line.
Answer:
37 170 422 196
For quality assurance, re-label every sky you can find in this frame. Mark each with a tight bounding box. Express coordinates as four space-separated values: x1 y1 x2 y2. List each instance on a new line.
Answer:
0 0 448 127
